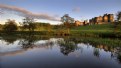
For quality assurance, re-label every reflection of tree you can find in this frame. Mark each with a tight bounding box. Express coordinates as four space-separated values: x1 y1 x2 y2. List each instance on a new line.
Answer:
115 47 121 63
58 39 77 56
93 48 100 57
117 53 121 63
18 33 54 49
1 35 18 44
18 33 37 49
110 47 121 63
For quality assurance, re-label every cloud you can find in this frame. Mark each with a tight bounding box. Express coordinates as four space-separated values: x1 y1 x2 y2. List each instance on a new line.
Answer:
72 7 81 13
0 4 60 21
0 11 4 14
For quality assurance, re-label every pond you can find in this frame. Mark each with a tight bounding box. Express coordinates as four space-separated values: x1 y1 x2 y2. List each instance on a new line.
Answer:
0 35 121 68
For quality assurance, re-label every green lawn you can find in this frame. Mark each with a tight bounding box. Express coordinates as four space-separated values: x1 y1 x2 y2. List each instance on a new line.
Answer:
71 24 114 31
70 24 119 37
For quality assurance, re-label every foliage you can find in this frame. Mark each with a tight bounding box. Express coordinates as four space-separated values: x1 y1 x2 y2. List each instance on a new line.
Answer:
113 11 121 37
58 39 77 56
32 22 52 31
21 17 36 31
61 14 75 28
117 11 121 21
3 19 18 32
115 11 121 31
61 14 75 34
61 14 75 23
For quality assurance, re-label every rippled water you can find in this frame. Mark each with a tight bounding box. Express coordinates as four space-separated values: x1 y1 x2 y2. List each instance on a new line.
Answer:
0 38 121 68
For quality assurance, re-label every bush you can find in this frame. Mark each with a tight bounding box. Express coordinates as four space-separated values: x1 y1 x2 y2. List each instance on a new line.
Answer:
3 19 18 32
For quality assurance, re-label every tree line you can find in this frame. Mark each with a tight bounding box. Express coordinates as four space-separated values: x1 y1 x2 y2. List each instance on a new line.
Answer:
0 17 52 32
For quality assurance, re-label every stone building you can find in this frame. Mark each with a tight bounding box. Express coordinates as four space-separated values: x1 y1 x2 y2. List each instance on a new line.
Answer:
98 16 103 22
103 14 108 22
74 20 89 26
108 14 114 22
89 14 114 24
75 20 84 26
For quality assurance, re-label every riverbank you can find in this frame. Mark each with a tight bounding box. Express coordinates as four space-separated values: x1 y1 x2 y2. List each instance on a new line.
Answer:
0 24 121 38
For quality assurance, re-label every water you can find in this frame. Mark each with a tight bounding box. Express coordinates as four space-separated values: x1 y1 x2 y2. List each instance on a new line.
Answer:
0 37 121 68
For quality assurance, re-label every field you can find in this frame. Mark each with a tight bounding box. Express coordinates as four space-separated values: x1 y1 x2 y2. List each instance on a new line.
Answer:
70 24 120 38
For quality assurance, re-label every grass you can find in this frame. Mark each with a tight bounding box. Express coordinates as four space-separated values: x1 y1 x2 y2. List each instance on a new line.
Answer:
0 24 120 38
0 33 121 49
69 24 121 38
71 24 114 30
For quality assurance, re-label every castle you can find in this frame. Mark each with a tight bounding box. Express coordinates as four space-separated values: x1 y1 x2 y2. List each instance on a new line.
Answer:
89 14 114 24
75 20 89 26
62 13 114 27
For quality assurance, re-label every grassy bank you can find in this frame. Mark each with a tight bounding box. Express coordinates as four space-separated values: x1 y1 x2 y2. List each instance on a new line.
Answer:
70 24 121 38
0 24 120 38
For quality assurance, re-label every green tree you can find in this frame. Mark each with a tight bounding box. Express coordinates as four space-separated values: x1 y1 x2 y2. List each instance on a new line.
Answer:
114 11 121 37
21 17 36 31
61 14 75 34
3 19 18 32
115 11 121 32
117 11 121 22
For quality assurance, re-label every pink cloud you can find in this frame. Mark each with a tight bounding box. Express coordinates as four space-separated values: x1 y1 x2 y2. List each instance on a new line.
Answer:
72 7 81 13
0 4 60 21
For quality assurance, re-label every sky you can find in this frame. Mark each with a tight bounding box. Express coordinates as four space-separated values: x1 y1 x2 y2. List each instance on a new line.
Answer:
0 0 121 24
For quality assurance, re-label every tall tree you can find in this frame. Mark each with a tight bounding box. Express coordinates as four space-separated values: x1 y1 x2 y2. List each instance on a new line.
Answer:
114 11 121 37
61 14 75 34
117 11 121 22
21 17 36 31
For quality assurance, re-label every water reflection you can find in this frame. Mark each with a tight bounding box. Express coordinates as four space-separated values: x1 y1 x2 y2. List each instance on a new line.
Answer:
18 34 37 49
93 48 100 57
58 39 77 56
1 35 18 45
0 35 121 68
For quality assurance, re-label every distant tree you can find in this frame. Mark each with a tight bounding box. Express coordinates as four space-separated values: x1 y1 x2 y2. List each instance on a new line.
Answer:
61 14 75 34
117 11 121 22
114 11 121 37
115 11 121 32
21 17 36 31
3 19 18 32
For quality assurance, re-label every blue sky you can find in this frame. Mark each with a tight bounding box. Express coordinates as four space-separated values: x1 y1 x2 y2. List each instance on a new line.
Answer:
0 0 121 24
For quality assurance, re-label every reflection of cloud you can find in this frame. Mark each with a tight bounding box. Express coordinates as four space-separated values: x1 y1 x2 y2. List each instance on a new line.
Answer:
0 49 26 56
0 4 60 21
0 43 52 56
0 38 61 56
72 7 81 13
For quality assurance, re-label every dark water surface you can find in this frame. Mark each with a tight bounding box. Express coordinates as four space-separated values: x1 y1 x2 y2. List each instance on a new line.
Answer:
0 37 121 68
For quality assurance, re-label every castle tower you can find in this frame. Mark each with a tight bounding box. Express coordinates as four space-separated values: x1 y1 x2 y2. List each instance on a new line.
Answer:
94 17 99 24
98 16 103 22
108 14 114 22
103 14 108 22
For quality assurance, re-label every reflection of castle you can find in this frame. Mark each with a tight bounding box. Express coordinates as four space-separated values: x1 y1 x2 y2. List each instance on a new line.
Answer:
89 14 114 24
